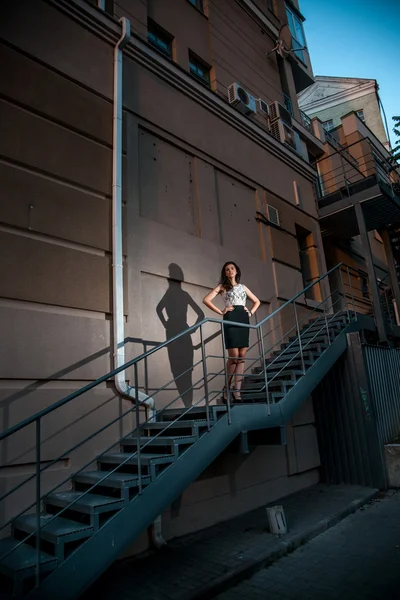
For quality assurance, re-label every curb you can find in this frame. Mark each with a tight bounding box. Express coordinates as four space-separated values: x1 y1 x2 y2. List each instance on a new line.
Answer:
183 488 379 600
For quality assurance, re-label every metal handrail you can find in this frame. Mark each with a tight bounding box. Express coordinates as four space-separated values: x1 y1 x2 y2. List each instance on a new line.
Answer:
0 260 382 581
0 263 344 443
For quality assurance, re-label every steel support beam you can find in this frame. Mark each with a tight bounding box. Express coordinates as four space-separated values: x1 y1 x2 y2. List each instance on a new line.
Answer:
355 203 387 341
379 228 400 326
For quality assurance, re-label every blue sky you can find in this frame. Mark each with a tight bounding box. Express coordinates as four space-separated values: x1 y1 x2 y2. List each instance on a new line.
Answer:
299 0 400 148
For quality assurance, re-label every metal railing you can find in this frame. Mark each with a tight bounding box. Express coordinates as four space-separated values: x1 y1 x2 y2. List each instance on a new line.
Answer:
316 136 400 200
0 261 389 589
323 128 359 169
300 109 312 133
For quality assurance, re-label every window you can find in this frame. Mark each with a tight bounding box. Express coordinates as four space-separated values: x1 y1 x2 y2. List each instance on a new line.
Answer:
285 4 306 62
86 0 114 15
356 109 365 122
187 0 204 11
189 51 210 86
323 119 334 131
148 20 173 58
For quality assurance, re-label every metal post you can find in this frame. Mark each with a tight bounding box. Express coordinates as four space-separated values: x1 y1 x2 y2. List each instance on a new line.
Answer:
134 363 142 494
293 300 306 375
346 266 357 319
355 202 387 341
35 418 41 588
340 154 349 197
200 326 211 431
323 302 331 346
380 228 400 324
259 323 270 415
339 266 350 321
221 323 231 424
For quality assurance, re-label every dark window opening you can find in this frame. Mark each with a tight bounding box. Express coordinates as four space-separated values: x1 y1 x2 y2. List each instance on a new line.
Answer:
296 224 315 300
86 0 114 15
148 19 174 58
189 51 211 87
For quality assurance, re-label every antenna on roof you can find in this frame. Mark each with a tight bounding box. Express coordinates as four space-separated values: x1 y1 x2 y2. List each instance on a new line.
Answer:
266 25 307 58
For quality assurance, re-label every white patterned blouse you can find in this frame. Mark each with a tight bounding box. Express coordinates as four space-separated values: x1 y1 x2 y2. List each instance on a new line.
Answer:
222 284 247 308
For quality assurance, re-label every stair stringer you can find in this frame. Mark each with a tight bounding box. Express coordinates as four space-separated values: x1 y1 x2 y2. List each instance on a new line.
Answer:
27 404 282 600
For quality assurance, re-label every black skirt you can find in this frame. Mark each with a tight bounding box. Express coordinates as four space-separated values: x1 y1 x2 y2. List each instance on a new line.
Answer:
223 306 250 349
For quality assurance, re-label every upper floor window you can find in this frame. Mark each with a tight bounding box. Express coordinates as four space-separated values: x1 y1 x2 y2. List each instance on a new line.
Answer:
187 0 204 11
189 51 210 87
148 20 174 58
323 119 334 132
356 109 365 122
285 4 306 62
86 0 114 15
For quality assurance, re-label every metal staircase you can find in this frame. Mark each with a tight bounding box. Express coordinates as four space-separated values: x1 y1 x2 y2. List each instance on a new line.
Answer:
0 263 376 599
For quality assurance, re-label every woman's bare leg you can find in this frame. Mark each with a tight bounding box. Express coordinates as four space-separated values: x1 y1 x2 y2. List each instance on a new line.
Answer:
233 347 248 399
223 348 238 401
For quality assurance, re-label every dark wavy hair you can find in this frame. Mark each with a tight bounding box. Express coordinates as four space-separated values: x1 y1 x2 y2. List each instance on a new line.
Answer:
219 261 241 291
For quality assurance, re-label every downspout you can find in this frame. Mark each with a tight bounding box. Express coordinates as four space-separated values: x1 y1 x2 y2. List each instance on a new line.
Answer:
113 18 165 548
112 17 155 418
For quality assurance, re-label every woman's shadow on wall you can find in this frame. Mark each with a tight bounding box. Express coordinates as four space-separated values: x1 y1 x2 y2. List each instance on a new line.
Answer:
156 264 205 408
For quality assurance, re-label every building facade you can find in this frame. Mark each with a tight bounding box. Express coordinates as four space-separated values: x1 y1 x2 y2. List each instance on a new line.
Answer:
298 75 390 150
1 0 399 584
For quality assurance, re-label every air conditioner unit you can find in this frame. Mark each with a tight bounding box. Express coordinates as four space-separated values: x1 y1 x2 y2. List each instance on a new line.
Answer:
266 204 280 227
269 101 292 127
228 83 257 116
258 98 270 118
270 119 297 149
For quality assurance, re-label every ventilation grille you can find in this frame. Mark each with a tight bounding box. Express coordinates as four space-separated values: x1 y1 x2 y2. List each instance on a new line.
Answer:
269 101 292 126
228 83 237 104
270 120 281 141
266 204 280 227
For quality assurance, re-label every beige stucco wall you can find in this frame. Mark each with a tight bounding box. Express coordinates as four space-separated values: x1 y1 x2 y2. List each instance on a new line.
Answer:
306 91 388 149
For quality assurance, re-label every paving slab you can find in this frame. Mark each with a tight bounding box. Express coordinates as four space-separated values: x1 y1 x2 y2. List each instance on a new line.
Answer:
215 490 400 600
83 484 378 600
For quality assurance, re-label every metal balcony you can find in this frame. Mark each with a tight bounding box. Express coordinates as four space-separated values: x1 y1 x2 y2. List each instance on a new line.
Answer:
316 137 400 238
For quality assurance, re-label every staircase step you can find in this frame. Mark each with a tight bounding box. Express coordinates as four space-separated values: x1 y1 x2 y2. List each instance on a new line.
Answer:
73 470 151 490
44 491 123 528
240 390 286 403
244 380 295 394
141 419 210 437
13 513 93 543
267 354 314 368
250 368 304 380
0 537 57 578
98 452 175 481
159 405 226 422
266 357 313 369
122 435 196 448
272 345 327 359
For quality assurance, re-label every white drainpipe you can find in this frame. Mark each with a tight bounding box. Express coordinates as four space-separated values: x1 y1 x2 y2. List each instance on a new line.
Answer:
113 17 165 548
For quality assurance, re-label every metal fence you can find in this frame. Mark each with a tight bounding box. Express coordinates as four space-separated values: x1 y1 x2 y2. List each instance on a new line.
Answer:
364 344 400 447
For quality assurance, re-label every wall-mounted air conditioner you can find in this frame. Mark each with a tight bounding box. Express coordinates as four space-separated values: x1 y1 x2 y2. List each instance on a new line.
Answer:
269 100 292 127
266 204 280 227
270 119 297 149
228 83 257 116
258 98 270 118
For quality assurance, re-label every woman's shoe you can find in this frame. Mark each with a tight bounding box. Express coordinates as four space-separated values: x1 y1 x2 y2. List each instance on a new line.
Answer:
232 390 243 403
222 386 229 405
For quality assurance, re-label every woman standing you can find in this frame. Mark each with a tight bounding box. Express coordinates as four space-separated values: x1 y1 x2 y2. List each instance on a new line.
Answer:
203 262 260 402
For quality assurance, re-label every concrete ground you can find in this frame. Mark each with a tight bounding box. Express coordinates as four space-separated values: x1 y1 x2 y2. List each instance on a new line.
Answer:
216 489 400 600
83 484 378 600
